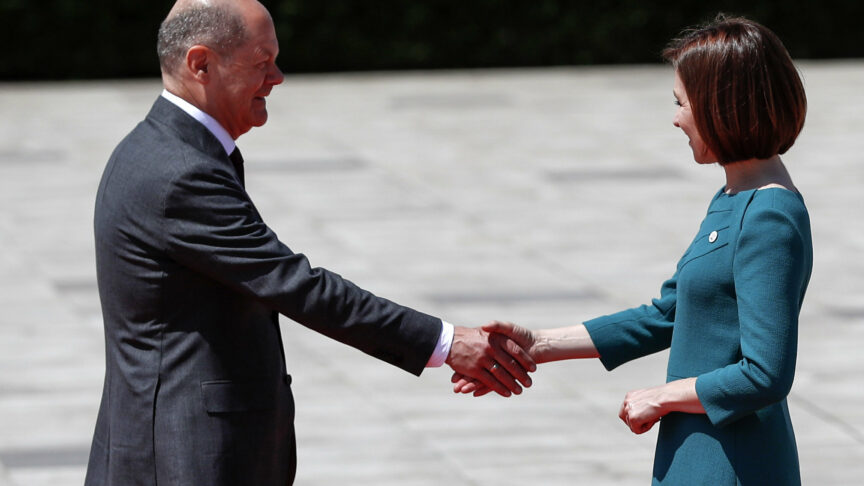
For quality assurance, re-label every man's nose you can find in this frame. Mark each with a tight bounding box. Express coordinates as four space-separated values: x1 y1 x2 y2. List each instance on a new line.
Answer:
269 64 285 85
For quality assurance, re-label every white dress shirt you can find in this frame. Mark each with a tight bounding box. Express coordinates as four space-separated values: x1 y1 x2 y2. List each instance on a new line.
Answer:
161 89 235 156
159 90 454 367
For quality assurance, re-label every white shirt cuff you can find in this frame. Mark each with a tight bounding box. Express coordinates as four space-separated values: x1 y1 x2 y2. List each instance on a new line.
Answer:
425 320 454 368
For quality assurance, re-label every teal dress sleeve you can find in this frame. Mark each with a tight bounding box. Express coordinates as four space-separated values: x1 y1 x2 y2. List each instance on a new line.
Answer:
583 273 677 371
695 196 811 427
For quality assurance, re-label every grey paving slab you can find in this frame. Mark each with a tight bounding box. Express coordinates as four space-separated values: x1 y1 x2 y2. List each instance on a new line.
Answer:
1 61 863 485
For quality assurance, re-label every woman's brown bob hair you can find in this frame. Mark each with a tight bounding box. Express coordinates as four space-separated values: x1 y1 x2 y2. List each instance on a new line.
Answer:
663 15 807 164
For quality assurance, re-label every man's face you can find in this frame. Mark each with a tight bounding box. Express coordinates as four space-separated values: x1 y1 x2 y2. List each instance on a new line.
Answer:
207 4 284 139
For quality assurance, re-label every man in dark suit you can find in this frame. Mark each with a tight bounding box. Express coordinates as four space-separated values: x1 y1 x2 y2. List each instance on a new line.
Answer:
85 1 534 485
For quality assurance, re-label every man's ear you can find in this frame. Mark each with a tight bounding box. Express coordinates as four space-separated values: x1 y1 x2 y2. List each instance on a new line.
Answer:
186 45 212 83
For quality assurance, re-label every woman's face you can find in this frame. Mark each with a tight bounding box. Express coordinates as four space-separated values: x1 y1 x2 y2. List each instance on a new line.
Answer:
673 71 718 164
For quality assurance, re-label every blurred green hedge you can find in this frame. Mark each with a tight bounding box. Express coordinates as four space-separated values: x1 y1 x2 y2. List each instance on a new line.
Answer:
2 0 861 80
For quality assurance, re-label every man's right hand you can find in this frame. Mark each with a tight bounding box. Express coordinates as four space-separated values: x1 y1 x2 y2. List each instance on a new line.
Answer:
444 324 536 397
450 321 538 397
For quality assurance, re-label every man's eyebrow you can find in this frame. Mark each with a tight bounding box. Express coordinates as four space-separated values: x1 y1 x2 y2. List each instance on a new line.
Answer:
255 46 278 59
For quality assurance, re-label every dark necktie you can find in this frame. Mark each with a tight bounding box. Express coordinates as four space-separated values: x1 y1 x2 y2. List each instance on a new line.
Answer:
229 147 245 188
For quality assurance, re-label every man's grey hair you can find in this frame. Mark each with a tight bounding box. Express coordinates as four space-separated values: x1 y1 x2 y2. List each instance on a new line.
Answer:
157 4 247 73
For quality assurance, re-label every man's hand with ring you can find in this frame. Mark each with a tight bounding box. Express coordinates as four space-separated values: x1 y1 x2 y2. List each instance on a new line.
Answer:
445 325 535 397
452 321 539 397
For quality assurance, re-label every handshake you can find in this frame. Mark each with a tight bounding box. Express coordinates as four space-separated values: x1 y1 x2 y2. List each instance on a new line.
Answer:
445 321 540 398
447 320 601 398
448 320 703 437
448 320 600 398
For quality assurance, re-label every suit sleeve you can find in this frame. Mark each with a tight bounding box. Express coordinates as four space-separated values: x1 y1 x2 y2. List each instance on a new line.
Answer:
583 273 677 371
695 202 809 427
160 159 440 376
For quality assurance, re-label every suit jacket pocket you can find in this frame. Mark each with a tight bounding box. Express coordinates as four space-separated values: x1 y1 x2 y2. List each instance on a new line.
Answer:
200 380 276 413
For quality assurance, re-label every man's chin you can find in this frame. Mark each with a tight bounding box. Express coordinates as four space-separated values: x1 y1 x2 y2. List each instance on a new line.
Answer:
251 109 269 127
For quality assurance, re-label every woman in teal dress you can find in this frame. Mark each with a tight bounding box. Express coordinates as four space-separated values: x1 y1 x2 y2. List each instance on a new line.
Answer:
454 15 811 485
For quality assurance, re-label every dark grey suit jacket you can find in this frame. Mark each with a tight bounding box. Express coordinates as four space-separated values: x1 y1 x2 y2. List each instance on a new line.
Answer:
85 97 441 486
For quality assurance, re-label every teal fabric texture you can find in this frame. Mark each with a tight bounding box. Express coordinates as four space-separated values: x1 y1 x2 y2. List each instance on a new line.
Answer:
584 187 813 485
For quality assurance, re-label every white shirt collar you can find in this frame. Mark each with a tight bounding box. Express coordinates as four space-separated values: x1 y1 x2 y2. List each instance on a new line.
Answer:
161 89 236 156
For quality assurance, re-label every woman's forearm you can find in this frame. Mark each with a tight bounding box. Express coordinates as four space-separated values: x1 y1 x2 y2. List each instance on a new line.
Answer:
532 324 601 363
657 377 706 415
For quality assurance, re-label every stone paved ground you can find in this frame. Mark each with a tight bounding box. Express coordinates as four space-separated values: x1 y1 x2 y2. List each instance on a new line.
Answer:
0 61 862 485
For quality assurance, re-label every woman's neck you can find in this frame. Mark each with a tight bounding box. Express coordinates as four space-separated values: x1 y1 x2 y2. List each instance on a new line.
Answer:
722 155 796 194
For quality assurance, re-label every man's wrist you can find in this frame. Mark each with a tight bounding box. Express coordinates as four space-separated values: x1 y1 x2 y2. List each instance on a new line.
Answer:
426 320 455 368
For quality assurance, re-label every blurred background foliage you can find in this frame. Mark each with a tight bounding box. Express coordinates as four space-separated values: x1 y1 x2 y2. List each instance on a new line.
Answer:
1 0 862 80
